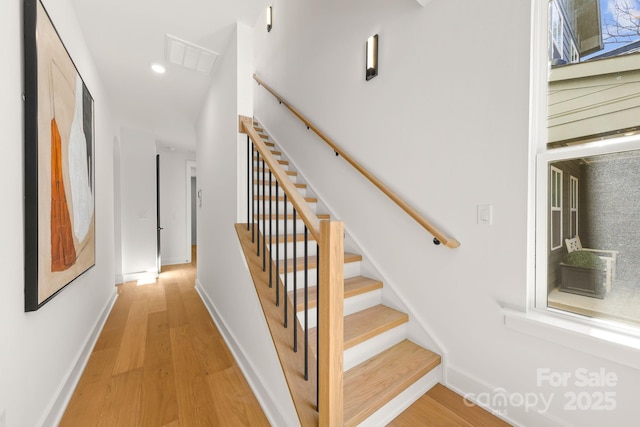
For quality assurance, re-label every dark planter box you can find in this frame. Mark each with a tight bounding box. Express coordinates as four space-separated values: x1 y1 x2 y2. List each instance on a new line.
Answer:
559 263 605 299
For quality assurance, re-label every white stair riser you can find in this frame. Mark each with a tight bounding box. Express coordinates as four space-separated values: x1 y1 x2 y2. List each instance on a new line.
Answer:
278 268 318 288
343 324 407 372
254 185 307 198
253 172 297 184
251 201 317 215
254 219 311 236
253 158 284 167
271 241 318 258
279 260 361 285
295 288 382 329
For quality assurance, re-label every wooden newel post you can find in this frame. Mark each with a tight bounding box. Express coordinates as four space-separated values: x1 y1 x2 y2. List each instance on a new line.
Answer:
319 220 344 426
239 115 253 134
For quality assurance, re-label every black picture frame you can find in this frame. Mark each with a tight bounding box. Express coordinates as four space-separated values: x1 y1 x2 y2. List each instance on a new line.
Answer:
24 0 96 312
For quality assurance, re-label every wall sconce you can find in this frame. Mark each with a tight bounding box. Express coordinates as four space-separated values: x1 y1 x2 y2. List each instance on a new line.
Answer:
267 6 273 32
366 34 378 81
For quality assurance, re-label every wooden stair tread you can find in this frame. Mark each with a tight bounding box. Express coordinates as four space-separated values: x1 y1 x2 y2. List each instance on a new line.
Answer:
343 305 408 349
343 340 441 427
255 180 306 189
254 195 317 203
291 276 382 312
307 304 408 355
277 252 362 274
254 213 329 220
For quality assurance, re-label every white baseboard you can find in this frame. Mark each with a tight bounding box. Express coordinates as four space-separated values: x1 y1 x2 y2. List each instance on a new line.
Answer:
39 291 118 427
115 274 124 285
446 365 570 427
195 279 294 427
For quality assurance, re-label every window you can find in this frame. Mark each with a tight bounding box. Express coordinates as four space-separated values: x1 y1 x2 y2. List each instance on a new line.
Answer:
569 175 578 238
533 0 640 333
550 166 563 251
549 1 564 61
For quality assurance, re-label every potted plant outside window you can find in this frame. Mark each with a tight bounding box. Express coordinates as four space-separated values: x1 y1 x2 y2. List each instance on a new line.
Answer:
559 251 606 299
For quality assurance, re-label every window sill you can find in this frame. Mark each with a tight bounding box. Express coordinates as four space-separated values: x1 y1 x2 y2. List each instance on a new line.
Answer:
503 307 640 370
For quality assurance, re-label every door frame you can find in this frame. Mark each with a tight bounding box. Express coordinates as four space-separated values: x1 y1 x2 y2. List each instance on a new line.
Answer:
186 160 197 263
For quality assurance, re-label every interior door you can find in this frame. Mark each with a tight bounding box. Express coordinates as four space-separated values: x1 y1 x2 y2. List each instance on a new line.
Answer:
156 154 162 273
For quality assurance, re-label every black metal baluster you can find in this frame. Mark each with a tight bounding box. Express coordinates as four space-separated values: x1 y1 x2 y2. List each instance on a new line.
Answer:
293 208 297 352
262 159 266 271
276 181 280 307
247 136 250 230
252 146 256 243
316 243 320 410
269 170 273 288
304 225 309 380
284 193 288 328
256 152 260 255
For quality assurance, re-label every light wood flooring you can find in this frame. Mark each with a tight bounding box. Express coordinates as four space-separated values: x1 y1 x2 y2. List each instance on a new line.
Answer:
389 384 512 426
60 247 269 426
61 245 510 426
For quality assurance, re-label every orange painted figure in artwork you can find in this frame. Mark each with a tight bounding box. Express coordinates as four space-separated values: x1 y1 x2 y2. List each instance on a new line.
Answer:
50 117 76 271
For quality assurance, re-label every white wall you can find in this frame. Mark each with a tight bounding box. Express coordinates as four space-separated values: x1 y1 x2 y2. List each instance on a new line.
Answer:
253 0 640 425
113 136 123 283
119 127 157 279
158 148 195 265
0 0 117 425
196 22 298 426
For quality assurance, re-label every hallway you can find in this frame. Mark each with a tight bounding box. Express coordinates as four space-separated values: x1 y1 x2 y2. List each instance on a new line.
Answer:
60 254 269 426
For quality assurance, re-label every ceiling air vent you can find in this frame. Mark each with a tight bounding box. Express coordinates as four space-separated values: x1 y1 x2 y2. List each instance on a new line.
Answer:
165 34 219 75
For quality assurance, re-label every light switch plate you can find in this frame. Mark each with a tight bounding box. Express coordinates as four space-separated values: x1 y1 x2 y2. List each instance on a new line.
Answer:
477 204 493 225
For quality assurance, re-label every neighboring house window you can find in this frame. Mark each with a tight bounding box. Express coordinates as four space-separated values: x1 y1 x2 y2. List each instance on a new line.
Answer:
549 1 564 61
569 175 578 238
570 40 579 63
550 166 563 251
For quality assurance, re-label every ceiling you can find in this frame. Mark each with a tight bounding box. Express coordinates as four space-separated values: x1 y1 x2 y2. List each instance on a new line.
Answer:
70 0 266 151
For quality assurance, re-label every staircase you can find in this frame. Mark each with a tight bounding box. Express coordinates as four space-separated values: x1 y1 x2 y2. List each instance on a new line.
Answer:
245 120 442 426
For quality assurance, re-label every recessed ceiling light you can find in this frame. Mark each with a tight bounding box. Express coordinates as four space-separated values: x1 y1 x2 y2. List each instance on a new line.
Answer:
151 63 166 74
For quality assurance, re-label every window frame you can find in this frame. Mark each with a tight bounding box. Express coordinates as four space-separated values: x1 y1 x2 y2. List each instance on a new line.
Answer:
569 175 578 238
549 0 564 60
570 39 579 63
510 0 640 366
549 166 563 251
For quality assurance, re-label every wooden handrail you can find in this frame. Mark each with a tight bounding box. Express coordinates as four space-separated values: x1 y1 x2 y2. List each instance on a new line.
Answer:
240 116 321 242
253 74 461 249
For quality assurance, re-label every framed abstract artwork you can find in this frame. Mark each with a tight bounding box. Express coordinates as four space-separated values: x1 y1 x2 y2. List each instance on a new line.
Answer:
24 0 95 311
